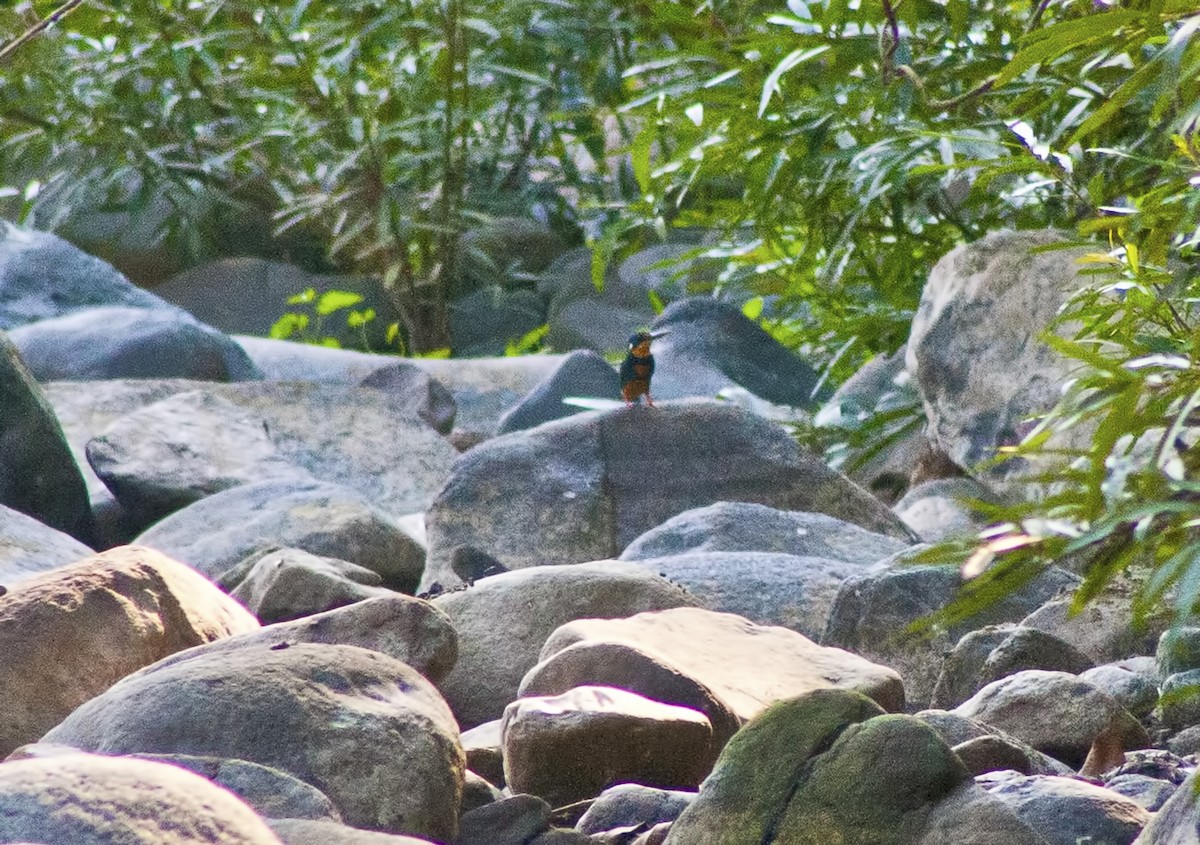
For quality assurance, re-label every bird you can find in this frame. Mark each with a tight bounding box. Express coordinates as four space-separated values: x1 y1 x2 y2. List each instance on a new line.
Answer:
449 544 509 585
620 330 669 406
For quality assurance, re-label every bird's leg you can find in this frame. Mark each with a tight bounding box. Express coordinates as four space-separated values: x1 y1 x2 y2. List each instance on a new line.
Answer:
646 393 655 407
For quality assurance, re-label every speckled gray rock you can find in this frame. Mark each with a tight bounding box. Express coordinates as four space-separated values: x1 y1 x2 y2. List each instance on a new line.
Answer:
431 561 699 729
1132 767 1200 844
1022 590 1167 665
1105 775 1176 812
228 547 396 624
914 710 1072 776
457 793 551 845
916 782 1052 845
576 784 695 836
496 350 621 434
0 753 284 844
9 306 261 382
893 478 997 542
1080 659 1160 719
0 332 94 544
0 502 92 584
423 402 910 590
43 642 465 841
824 561 1079 708
931 625 1017 710
979 771 1149 845
135 479 425 592
267 818 438 844
619 502 911 563
1157 627 1200 677
906 230 1092 485
1157 669 1200 731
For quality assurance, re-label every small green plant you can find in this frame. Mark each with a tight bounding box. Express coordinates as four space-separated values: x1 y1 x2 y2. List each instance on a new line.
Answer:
269 287 400 352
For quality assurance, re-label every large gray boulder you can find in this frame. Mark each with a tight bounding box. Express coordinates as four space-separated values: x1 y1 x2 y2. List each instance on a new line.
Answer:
227 547 398 624
979 771 1149 845
0 545 259 757
135 479 425 592
823 560 1079 708
0 502 93 583
0 222 168 328
0 332 95 544
619 501 910 563
43 642 465 841
496 350 621 434
1133 767 1200 844
0 753 284 844
430 561 699 729
906 230 1092 483
422 402 910 590
9 306 261 382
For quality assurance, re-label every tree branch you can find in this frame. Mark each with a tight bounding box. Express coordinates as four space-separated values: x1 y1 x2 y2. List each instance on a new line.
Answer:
0 0 88 66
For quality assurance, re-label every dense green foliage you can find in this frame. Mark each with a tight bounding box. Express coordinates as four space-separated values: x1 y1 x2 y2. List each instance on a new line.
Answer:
3 1 1200 615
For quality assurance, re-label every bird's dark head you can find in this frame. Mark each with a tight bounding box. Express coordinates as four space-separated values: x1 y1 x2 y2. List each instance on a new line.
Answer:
628 329 668 356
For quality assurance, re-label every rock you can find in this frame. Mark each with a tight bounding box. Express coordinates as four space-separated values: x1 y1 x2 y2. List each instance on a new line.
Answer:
626 551 883 640
496 350 621 434
0 222 172 328
1157 626 1200 677
893 478 996 542
979 771 1149 845
1105 750 1191 786
1105 775 1176 812
423 402 910 590
502 686 714 806
952 734 1040 777
647 297 825 407
1130 767 1200 844
143 594 458 685
135 479 425 592
906 230 1092 485
449 544 509 584
576 785 695 837
405 354 568 444
267 818 437 844
665 691 968 845
129 753 339 821
522 607 906 749
229 547 396 624
0 332 94 544
914 710 1072 776
953 670 1149 768
0 502 93 583
157 257 404 351
916 782 1053 845
1166 724 1200 756
86 389 306 525
1022 590 1167 665
234 336 457 434
0 545 258 756
430 561 699 729
931 625 1017 710
9 306 261 382
978 627 1094 693
619 501 910 563
43 642 465 840
1157 669 1200 731
457 794 551 845
823 561 1079 708
460 720 504 786
548 298 658 356
0 752 283 844
1080 659 1160 719
818 347 928 505
450 287 546 357
461 770 502 813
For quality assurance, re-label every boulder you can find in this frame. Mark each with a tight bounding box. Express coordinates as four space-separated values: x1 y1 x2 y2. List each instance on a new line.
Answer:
450 287 546 357
0 545 258 756
1080 659 1160 719
931 625 1017 710
0 502 93 583
0 222 170 328
156 257 404 350
522 607 906 748
619 501 910 563
1105 775 1176 812
144 594 458 685
430 561 699 729
626 551 882 640
914 710 1071 776
460 720 505 786
1130 767 1200 844
9 306 261 382
953 670 1149 768
228 547 396 624
86 389 306 525
893 478 997 542
916 782 1052 845
135 479 425 592
979 771 1149 845
0 753 283 844
496 350 621 434
234 336 456 434
1157 669 1200 731
1022 589 1167 666
664 690 968 845
1156 626 1200 677
0 332 94 544
647 297 825 407
576 784 695 837
502 686 714 806
906 230 1092 484
129 753 340 821
267 818 436 844
43 642 465 841
423 402 910 590
823 561 1079 707
457 794 551 845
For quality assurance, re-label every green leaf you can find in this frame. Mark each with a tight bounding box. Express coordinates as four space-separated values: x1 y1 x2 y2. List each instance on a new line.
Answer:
758 46 829 118
742 296 765 320
269 313 309 340
287 288 317 306
315 290 365 316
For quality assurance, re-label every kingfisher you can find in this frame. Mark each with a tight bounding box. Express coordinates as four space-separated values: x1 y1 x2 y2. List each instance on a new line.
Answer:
621 330 668 406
